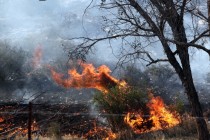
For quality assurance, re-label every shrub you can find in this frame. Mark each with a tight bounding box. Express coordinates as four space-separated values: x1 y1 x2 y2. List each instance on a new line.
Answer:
94 87 149 133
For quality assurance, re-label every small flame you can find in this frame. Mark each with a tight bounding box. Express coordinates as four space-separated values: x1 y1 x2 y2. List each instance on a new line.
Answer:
0 117 4 123
124 93 180 134
50 62 127 92
84 126 116 140
32 44 42 69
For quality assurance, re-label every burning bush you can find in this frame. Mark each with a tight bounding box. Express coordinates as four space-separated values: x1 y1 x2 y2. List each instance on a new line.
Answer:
94 87 180 138
94 87 149 133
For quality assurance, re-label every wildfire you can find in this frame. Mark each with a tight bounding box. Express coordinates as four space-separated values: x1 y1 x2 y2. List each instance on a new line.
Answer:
50 62 180 136
50 62 127 92
32 44 42 69
124 94 180 134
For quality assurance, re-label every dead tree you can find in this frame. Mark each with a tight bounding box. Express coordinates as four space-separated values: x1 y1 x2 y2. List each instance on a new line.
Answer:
67 0 210 139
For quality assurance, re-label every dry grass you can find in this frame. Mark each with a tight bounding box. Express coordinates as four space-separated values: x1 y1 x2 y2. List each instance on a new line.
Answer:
14 135 85 140
11 115 210 140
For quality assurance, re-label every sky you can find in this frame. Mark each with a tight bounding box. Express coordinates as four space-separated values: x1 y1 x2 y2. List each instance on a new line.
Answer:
0 0 111 62
0 0 210 81
0 0 93 46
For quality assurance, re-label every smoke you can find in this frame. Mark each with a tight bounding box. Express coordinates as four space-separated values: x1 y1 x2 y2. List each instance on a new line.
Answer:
0 0 209 105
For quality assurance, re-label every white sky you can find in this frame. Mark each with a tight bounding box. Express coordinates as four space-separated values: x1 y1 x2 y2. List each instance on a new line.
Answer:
0 0 210 80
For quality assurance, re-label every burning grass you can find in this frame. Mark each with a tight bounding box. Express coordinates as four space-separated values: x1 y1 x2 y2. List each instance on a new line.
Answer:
0 103 208 140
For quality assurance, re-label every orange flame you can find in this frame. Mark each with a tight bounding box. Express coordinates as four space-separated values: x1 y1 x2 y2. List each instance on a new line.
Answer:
32 45 42 69
84 126 117 140
0 117 4 131
0 117 3 123
124 94 180 134
83 120 117 140
50 62 127 92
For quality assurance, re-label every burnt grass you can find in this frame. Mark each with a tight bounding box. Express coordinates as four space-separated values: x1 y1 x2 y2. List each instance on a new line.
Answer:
0 103 100 138
0 103 209 139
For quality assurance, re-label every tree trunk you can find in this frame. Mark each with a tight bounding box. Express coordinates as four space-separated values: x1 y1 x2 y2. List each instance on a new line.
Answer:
169 46 210 140
168 7 210 139
182 72 209 140
160 33 210 140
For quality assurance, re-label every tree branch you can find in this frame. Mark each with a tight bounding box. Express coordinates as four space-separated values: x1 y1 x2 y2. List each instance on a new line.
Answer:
180 0 187 19
165 38 210 55
190 29 210 44
146 59 169 66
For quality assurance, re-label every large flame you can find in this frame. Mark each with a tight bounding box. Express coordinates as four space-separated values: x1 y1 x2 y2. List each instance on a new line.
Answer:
50 62 126 92
124 94 180 134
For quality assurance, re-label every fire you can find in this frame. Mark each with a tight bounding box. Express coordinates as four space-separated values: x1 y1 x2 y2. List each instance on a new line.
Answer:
84 120 116 140
0 117 4 131
84 126 117 140
0 117 3 123
32 44 42 69
50 62 127 92
124 93 180 134
50 62 180 136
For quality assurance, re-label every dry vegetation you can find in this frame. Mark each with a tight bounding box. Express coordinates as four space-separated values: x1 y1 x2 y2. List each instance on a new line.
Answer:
12 116 210 140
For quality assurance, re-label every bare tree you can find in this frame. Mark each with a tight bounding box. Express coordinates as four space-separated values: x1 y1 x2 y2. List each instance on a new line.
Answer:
67 0 210 139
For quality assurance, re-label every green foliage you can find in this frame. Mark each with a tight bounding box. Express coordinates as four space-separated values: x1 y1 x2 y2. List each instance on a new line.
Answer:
94 87 149 132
